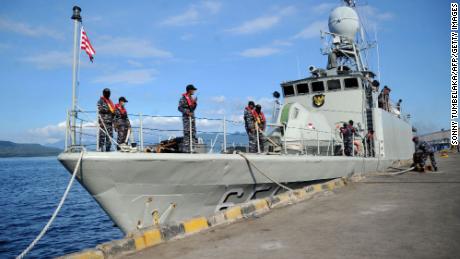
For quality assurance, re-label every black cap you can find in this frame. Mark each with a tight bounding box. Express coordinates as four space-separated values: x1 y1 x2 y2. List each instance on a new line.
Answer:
186 84 197 91
248 101 255 106
255 104 261 108
372 80 380 87
119 96 128 102
348 120 354 125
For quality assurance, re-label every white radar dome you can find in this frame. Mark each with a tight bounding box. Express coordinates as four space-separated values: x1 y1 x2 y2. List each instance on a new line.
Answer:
328 6 360 39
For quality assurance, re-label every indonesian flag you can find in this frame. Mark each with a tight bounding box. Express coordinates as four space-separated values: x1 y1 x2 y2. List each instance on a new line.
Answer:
80 26 95 62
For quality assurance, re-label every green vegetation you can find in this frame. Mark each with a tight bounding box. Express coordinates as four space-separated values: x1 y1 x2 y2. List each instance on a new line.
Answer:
0 141 62 157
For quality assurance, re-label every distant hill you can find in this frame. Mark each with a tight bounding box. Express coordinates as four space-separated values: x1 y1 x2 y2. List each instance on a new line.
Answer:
0 141 62 157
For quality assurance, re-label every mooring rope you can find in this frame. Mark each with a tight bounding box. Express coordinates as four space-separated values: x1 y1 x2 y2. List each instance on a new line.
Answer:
16 149 85 259
237 152 293 192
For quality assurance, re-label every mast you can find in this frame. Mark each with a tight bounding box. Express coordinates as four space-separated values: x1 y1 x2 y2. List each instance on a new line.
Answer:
70 6 81 146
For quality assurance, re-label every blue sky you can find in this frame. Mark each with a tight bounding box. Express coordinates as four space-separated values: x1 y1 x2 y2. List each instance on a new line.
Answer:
0 0 451 144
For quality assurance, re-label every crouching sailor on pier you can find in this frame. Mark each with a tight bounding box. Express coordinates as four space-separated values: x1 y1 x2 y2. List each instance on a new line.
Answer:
97 88 115 152
178 84 198 152
412 136 438 172
114 96 130 149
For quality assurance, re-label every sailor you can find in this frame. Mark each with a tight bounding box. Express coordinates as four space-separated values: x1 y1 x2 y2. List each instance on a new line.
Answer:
340 122 352 156
97 88 115 152
244 101 257 153
340 120 359 156
254 104 266 152
178 84 198 152
412 136 437 172
114 97 131 149
396 99 402 112
365 129 375 157
348 120 361 154
377 86 390 111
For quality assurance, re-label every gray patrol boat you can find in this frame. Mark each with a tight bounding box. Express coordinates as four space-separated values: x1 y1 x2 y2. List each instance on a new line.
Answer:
59 1 414 234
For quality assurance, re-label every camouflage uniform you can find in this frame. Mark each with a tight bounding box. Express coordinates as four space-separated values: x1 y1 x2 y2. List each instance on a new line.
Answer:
365 131 375 157
97 97 115 152
340 126 353 156
244 107 257 153
414 140 437 170
178 94 197 152
114 104 130 147
255 111 266 153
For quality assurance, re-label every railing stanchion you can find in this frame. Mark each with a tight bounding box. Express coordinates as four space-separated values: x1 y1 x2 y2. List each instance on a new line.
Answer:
256 124 261 154
65 109 69 151
341 133 345 156
79 120 83 146
189 115 193 153
223 116 227 153
139 113 144 151
316 130 320 155
96 116 99 151
301 129 305 155
283 124 287 154
352 133 355 157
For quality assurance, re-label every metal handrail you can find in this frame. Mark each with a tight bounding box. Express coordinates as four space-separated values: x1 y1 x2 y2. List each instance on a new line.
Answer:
67 109 376 157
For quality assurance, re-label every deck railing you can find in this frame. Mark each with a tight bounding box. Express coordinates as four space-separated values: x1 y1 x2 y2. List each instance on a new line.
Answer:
65 109 378 158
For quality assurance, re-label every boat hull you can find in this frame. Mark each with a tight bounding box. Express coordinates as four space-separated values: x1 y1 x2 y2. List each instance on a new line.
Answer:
58 152 400 234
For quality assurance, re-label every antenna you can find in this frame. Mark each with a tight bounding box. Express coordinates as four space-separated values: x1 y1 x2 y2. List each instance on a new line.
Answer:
375 28 381 81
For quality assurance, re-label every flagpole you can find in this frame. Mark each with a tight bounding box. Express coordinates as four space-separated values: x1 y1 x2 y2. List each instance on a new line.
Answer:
71 6 81 147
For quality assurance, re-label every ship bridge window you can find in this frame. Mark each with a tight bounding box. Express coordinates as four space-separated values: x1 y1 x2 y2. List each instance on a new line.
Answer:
327 79 341 91
296 83 309 94
311 81 325 92
344 78 359 88
282 85 295 96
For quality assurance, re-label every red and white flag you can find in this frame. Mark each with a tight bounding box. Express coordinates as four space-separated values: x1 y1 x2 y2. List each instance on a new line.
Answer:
80 26 95 62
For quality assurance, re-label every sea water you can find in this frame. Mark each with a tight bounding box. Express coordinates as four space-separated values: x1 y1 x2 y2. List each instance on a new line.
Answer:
0 157 123 258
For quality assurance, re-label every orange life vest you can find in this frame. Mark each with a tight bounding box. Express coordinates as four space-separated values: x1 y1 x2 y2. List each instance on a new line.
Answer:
101 96 115 113
115 103 127 115
182 93 196 108
255 111 265 125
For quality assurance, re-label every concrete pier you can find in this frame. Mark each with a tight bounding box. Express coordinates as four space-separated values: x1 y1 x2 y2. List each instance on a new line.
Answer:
124 153 460 259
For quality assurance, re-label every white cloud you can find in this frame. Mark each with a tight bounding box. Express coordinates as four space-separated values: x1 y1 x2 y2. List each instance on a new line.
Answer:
293 20 327 39
226 5 296 35
356 5 394 31
161 8 200 26
272 39 293 47
239 47 280 58
20 51 72 69
210 95 226 103
202 0 222 14
127 60 144 67
93 68 157 85
0 17 63 40
180 33 194 41
27 121 67 144
278 6 297 16
97 36 173 59
227 16 280 35
160 1 222 26
311 3 336 14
